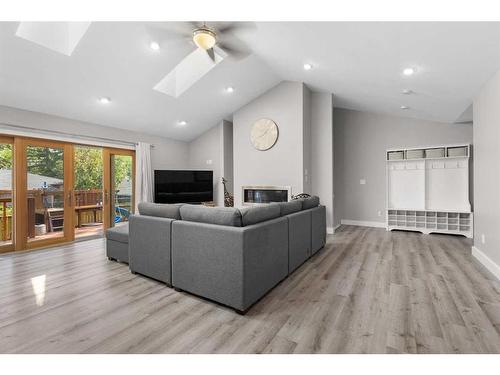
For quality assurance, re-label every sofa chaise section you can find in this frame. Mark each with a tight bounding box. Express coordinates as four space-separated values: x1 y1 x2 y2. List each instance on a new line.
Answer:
106 223 129 263
128 202 181 286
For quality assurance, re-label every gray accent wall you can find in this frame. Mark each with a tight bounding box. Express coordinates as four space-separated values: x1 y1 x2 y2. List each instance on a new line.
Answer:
188 123 223 206
473 69 500 269
233 81 306 206
187 120 234 207
333 108 473 226
232 81 334 226
0 104 189 171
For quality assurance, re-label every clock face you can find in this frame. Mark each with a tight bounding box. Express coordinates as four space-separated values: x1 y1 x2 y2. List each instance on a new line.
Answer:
250 118 279 151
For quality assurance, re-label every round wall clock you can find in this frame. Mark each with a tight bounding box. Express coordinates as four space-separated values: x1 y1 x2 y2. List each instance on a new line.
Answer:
250 118 279 151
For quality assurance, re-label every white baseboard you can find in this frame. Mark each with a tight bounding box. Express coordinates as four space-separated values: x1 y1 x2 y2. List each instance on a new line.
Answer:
472 246 500 281
340 219 386 229
327 226 334 234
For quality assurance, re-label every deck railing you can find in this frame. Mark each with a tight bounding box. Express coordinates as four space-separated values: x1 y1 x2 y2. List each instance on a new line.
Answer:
0 190 132 240
0 197 12 241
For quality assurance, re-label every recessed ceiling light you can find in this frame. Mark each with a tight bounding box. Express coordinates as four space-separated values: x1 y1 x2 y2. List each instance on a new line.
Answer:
400 105 410 110
225 86 234 93
303 63 313 71
177 120 187 126
150 41 160 51
402 89 413 95
403 68 415 76
99 97 111 104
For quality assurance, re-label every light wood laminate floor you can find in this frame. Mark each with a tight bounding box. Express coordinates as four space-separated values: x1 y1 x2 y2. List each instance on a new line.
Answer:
1 225 500 354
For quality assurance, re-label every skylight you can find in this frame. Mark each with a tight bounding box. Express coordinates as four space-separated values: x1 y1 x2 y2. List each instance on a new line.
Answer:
16 22 91 56
154 47 227 98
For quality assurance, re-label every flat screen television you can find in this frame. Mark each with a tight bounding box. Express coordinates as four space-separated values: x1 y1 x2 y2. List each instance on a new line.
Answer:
154 170 213 204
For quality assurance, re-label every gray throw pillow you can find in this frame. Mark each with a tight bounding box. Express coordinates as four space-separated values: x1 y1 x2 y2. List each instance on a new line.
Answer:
239 204 281 226
138 202 183 219
180 205 242 227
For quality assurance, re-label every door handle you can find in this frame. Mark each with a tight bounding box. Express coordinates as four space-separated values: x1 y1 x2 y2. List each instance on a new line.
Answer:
104 190 109 204
67 191 72 207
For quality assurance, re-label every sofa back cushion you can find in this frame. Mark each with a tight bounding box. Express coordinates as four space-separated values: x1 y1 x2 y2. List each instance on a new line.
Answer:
180 205 242 227
138 202 182 219
239 204 281 226
273 200 302 216
301 196 320 210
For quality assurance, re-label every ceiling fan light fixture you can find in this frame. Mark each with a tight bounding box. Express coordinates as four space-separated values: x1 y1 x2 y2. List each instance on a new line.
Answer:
193 27 217 50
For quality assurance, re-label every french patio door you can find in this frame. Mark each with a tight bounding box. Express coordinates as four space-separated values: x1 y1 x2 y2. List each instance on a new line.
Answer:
102 148 135 230
0 136 14 253
15 138 74 250
0 135 135 252
73 145 105 240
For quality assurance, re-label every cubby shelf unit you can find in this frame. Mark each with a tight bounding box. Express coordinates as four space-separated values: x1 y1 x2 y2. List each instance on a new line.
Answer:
387 210 473 237
386 144 473 238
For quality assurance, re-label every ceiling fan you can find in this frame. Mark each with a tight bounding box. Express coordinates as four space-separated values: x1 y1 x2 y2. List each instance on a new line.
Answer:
151 21 255 62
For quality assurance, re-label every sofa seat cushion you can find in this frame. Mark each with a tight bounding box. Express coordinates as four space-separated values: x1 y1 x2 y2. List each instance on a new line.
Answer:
180 205 242 227
106 223 129 243
239 204 281 226
273 200 302 216
301 196 320 210
138 202 183 219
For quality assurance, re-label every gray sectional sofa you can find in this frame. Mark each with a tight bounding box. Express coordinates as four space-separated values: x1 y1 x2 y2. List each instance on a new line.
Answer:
106 197 326 314
105 224 129 263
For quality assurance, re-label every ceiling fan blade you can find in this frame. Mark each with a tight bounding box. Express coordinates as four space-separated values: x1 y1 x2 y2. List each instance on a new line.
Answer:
217 37 252 61
206 48 216 63
218 44 251 61
212 21 257 34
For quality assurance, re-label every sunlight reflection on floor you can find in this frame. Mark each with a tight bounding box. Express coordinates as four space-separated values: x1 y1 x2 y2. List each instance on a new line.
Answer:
31 274 46 306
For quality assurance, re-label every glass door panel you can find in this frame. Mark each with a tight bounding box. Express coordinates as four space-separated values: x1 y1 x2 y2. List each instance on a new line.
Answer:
74 145 104 239
0 139 14 251
103 148 135 230
111 154 133 227
25 143 67 243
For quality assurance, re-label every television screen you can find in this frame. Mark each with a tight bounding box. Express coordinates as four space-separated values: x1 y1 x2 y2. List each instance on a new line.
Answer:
154 170 213 204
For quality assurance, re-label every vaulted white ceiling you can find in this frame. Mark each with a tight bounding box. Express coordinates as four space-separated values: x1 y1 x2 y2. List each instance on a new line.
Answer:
0 21 498 142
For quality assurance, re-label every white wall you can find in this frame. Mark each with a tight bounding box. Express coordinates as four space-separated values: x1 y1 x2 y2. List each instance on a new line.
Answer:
472 69 500 278
188 123 223 206
0 105 189 171
333 108 473 226
311 92 334 231
233 81 306 206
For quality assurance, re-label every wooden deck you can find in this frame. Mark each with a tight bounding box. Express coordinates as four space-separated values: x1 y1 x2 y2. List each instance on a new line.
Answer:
1 225 500 353
28 225 104 242
0 225 104 247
